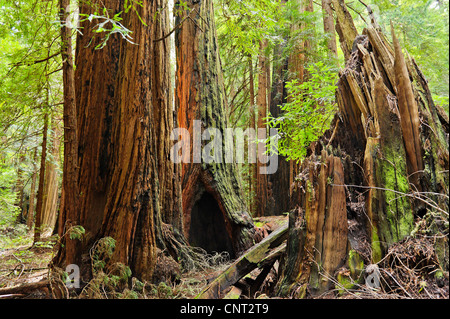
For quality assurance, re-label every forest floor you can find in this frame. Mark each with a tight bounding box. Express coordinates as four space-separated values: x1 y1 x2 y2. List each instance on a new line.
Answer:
0 236 55 298
0 218 448 299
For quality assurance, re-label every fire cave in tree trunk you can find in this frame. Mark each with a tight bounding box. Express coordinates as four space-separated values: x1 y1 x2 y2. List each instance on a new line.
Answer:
189 191 235 258
175 0 255 257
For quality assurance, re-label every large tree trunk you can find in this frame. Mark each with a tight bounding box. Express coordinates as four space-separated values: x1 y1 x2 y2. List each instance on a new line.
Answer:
277 23 449 297
175 0 255 258
13 154 25 222
53 0 175 283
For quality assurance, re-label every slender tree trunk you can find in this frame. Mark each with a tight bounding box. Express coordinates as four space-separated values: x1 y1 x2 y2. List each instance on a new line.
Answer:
13 154 25 222
175 0 255 257
256 40 271 217
34 112 49 244
331 0 358 61
40 116 61 237
53 0 79 262
322 0 338 58
248 55 257 216
26 148 38 230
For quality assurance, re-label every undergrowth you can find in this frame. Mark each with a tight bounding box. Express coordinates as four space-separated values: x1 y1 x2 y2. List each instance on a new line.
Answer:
49 233 232 299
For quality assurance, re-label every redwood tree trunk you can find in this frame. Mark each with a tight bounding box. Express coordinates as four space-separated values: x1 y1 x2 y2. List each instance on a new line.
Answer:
53 0 79 262
40 115 61 237
33 112 49 244
256 40 271 217
26 148 38 230
322 0 338 58
175 0 255 257
277 22 449 298
268 41 291 216
53 0 174 282
248 55 257 216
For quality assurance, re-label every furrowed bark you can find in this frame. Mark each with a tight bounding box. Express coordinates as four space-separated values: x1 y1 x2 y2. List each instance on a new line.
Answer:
322 0 338 58
40 115 61 237
54 0 173 283
332 0 358 60
277 25 449 297
256 40 271 217
175 0 255 257
34 112 49 244
53 0 79 263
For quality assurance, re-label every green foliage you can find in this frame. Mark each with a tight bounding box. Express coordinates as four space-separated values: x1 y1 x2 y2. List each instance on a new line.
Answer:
76 0 149 49
267 62 338 162
0 165 19 223
216 0 280 56
68 225 86 241
91 236 116 272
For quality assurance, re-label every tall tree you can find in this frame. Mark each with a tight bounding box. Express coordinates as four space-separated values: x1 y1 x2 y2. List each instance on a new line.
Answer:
332 0 358 60
33 111 49 244
321 0 338 58
54 0 79 258
267 0 316 216
175 0 255 257
26 148 38 230
40 115 61 236
53 0 173 282
255 39 272 217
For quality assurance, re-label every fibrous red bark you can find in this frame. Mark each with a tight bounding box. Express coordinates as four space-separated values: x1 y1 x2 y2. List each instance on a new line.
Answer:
175 0 255 257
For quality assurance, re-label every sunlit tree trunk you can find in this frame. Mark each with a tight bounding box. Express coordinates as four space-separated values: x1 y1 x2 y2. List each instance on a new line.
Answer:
34 112 49 243
255 39 272 217
54 0 79 256
40 116 61 237
248 55 257 216
321 0 338 58
26 148 38 230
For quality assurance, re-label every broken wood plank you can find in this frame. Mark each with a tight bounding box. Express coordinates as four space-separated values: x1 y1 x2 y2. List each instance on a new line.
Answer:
196 221 288 299
249 243 286 297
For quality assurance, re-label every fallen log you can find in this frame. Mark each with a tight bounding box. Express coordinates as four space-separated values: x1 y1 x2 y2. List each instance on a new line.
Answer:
0 280 50 296
196 221 288 299
0 294 26 299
